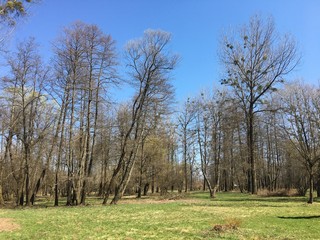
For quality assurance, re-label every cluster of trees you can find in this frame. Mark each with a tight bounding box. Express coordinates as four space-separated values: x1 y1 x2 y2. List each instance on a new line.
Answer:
0 12 319 206
0 21 182 206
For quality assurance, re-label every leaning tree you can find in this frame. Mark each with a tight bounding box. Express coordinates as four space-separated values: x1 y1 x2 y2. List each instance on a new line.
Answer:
103 29 178 204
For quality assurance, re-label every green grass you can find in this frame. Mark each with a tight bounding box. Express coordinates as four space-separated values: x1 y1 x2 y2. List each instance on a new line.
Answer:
1 192 320 239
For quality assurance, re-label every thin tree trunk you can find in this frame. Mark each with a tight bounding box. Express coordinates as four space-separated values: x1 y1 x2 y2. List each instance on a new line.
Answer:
21 81 32 206
189 164 193 192
247 106 257 194
67 75 77 205
308 173 314 204
197 128 214 198
183 128 188 192
31 95 66 205
54 94 68 207
77 89 87 205
137 141 145 199
0 168 4 205
137 166 143 198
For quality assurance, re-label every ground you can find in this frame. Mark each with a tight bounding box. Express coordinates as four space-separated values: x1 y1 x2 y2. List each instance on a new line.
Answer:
0 218 20 232
0 191 320 239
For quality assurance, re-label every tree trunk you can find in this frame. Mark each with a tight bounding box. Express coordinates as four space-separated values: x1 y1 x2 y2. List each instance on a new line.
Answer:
54 100 68 207
197 128 215 198
81 69 93 205
247 107 257 194
24 144 31 206
143 183 149 196
183 128 188 192
111 151 137 204
137 143 144 199
316 174 320 197
31 90 67 205
30 169 45 205
189 164 193 192
0 170 4 205
308 173 314 204
54 172 59 206
151 173 155 194
66 176 73 206
137 171 142 198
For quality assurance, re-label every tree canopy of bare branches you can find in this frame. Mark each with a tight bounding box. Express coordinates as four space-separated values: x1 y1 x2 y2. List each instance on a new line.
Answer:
220 15 299 194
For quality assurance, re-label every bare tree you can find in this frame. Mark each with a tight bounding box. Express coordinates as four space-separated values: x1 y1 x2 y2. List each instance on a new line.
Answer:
103 29 178 204
177 98 196 192
1 38 51 206
194 90 227 198
195 95 214 197
51 21 117 206
280 81 320 203
0 0 38 206
220 15 299 194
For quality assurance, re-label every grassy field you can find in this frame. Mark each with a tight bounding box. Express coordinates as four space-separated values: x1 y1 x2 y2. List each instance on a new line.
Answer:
0 192 320 239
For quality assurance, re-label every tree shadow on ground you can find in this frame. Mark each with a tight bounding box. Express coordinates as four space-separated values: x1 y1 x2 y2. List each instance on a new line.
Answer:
187 192 311 206
214 196 307 203
278 215 320 219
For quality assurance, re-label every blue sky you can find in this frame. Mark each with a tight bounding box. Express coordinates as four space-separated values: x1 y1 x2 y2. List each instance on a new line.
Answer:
10 0 320 102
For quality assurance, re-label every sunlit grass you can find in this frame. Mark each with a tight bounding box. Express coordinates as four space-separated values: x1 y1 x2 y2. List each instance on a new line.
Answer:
0 192 320 239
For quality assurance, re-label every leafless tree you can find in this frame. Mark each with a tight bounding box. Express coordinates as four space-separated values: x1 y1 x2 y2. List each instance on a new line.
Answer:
280 81 320 203
51 21 117 206
177 98 196 192
103 29 178 204
220 15 299 194
1 38 51 206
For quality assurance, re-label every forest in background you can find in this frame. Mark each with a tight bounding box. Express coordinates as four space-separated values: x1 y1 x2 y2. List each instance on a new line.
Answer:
0 1 319 207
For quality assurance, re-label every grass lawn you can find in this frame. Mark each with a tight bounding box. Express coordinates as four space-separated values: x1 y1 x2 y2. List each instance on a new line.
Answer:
0 192 320 239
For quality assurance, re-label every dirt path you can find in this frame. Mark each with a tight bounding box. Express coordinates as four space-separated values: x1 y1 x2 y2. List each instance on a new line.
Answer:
0 218 20 232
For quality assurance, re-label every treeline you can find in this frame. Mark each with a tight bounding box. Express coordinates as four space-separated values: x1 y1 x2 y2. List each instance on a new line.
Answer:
0 15 318 206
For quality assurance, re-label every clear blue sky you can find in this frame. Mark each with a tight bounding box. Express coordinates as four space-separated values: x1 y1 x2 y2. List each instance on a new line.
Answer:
10 0 320 102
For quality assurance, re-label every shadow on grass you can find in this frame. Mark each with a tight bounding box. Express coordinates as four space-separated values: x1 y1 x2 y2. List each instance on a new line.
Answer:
278 215 320 219
190 191 308 205
218 197 307 203
219 195 305 203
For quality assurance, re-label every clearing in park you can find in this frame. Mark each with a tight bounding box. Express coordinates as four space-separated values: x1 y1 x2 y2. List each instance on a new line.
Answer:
0 192 320 239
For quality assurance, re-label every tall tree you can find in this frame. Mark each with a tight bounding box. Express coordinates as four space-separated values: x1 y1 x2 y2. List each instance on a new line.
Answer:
220 15 298 194
0 0 37 205
195 94 214 197
177 98 196 192
103 29 178 204
51 21 117 206
194 90 226 198
2 38 50 206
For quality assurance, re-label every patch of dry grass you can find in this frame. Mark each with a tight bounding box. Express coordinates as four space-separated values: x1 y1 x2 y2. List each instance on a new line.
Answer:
0 218 20 232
